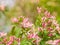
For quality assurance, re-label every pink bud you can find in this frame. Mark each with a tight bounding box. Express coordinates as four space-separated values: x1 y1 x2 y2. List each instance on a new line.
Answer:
56 26 60 30
48 33 53 37
52 20 58 26
7 41 12 45
10 36 15 42
21 18 33 28
37 7 41 13
3 38 7 43
16 38 20 42
28 33 39 40
44 11 51 18
41 17 46 21
11 17 18 23
47 27 52 31
38 27 42 31
47 20 52 24
28 34 34 39
0 5 5 11
42 22 47 28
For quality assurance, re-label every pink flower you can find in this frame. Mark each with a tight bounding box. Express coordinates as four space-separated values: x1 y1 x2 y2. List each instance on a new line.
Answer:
47 20 52 24
44 11 51 18
18 42 20 45
46 39 60 45
41 17 46 21
11 17 18 23
28 34 35 39
0 5 5 11
28 33 38 39
47 27 53 31
9 36 15 42
0 32 7 38
46 40 53 45
7 41 13 45
38 27 42 31
56 26 60 30
3 38 7 43
42 22 47 28
14 37 20 45
28 33 40 45
48 33 53 37
55 24 60 33
15 38 20 42
21 18 33 28
6 36 15 45
52 20 58 26
52 39 60 45
37 7 42 13
50 16 55 19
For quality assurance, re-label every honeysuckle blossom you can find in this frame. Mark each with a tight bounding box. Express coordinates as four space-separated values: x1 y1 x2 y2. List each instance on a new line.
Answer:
16 38 20 45
15 38 20 42
47 19 52 24
44 11 51 18
52 20 58 26
48 33 53 37
44 11 48 15
3 38 7 43
37 7 42 13
55 24 60 34
47 27 53 31
11 17 18 23
56 26 60 30
27 32 39 39
5 36 20 45
9 36 15 42
50 16 55 19
41 17 47 21
27 33 40 45
46 39 60 45
38 27 43 32
6 36 15 45
46 40 53 45
21 18 33 28
28 33 35 39
0 32 7 38
54 39 60 45
7 41 13 45
42 22 47 28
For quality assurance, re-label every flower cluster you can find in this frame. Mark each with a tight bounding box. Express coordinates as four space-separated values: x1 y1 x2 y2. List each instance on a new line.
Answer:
46 39 60 45
0 6 60 45
36 7 60 45
0 36 20 45
21 18 33 28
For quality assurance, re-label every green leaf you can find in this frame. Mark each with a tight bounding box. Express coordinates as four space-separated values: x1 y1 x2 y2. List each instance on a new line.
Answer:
21 39 33 45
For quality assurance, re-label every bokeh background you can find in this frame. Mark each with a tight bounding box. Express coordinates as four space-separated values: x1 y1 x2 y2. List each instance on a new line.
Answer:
0 0 60 32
